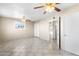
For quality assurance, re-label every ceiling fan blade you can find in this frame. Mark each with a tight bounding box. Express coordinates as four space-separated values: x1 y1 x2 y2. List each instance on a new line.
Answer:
34 6 44 9
56 3 60 4
54 7 61 12
43 11 47 14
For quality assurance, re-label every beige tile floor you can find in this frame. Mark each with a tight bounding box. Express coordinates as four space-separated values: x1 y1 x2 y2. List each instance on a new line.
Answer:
0 38 78 56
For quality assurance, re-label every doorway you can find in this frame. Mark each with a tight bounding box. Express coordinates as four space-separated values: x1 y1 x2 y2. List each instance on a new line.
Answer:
49 16 61 50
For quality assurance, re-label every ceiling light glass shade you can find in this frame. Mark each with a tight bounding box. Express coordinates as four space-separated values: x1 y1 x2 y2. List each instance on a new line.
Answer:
45 6 55 12
45 3 56 12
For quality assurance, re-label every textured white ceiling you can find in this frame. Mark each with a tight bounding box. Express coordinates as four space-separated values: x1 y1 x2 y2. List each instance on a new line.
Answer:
0 3 77 21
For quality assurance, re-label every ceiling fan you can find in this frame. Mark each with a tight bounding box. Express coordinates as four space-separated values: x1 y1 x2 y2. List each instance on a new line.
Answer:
21 16 31 22
33 3 61 14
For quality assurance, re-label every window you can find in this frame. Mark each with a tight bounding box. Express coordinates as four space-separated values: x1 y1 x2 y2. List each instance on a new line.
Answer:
15 22 24 29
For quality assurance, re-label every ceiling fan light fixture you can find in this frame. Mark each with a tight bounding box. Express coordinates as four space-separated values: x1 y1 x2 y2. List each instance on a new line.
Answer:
45 6 55 12
21 16 31 23
33 3 61 14
45 3 56 12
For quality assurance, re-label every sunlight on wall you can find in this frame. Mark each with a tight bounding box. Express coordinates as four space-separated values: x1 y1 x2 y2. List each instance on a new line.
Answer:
0 17 34 40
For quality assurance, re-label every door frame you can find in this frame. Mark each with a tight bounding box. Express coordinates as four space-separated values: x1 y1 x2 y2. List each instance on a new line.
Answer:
59 16 61 49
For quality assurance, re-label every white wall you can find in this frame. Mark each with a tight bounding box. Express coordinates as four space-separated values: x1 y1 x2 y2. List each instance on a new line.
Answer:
60 4 79 55
62 12 79 55
0 17 34 42
34 19 49 41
